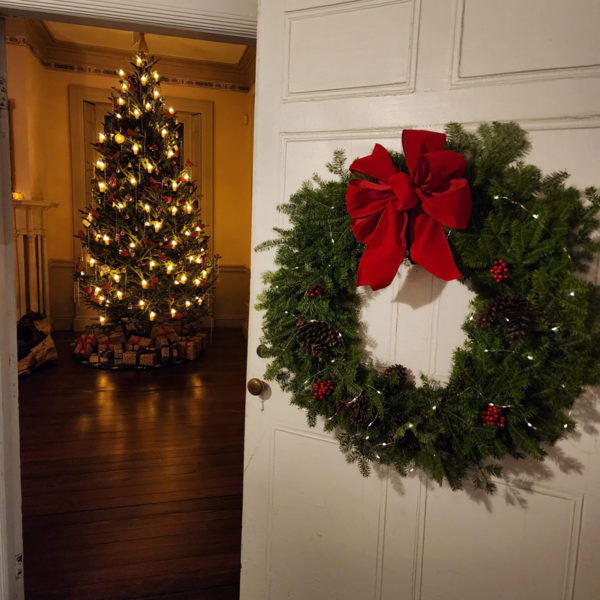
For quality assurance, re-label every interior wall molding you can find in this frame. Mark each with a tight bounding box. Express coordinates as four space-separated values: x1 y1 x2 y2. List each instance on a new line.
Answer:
282 0 421 102
5 17 255 92
0 0 257 44
450 0 600 89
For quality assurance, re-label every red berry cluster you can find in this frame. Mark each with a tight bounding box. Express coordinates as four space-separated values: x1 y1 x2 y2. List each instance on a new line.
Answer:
490 259 509 283
306 284 323 297
481 404 506 428
313 379 335 400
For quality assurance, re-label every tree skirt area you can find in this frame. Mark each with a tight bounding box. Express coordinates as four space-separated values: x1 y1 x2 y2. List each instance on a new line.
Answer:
18 315 58 376
74 322 206 370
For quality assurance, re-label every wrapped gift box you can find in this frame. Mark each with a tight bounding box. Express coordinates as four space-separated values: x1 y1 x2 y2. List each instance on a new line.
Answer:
127 335 152 349
178 337 202 361
160 344 179 365
74 333 96 357
109 329 125 344
110 343 124 357
139 350 158 367
151 323 178 340
154 335 169 348
99 350 114 364
88 353 100 363
96 333 110 351
123 350 140 367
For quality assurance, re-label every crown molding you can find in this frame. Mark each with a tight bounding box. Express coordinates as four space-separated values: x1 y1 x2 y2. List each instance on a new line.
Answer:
0 0 257 44
5 17 255 92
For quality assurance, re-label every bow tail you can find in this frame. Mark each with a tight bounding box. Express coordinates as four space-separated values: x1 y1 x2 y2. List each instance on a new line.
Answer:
409 210 461 281
356 203 409 290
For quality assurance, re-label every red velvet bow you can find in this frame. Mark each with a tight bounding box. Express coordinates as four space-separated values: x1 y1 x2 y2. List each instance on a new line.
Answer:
346 130 472 290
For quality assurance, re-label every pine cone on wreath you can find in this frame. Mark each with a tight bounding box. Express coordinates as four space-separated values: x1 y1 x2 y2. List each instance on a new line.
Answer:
383 364 410 390
387 410 408 443
476 294 532 340
398 430 420 451
337 394 370 427
295 319 342 357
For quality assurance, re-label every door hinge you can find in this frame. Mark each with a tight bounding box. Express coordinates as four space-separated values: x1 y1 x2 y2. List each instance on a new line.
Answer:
15 554 23 579
0 77 7 111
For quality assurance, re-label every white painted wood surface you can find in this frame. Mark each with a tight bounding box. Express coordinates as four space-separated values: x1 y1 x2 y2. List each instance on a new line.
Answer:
241 1 600 599
0 0 257 43
0 17 24 600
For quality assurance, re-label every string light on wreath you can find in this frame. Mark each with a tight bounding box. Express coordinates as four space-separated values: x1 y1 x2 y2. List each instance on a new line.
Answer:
256 122 600 492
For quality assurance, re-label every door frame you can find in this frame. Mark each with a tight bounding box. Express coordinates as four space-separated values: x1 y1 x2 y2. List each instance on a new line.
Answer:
0 4 256 597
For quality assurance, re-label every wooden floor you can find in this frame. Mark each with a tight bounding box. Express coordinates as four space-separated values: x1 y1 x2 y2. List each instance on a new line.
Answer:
18 329 247 600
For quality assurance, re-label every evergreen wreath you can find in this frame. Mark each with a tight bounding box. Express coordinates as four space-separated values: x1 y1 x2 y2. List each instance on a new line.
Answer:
256 122 600 492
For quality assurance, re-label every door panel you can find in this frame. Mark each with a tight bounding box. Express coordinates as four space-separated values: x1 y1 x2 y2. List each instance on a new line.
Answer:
242 1 600 598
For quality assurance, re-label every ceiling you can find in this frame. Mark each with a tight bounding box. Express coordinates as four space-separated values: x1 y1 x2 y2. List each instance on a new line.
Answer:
43 21 247 65
5 17 255 91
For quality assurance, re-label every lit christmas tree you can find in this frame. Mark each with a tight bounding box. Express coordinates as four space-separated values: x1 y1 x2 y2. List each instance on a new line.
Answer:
75 53 218 338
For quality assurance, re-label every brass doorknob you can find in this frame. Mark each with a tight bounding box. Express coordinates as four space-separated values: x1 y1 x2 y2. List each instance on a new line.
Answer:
247 378 265 396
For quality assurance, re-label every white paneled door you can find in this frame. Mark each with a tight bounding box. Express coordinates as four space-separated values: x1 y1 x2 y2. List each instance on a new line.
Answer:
241 1 600 599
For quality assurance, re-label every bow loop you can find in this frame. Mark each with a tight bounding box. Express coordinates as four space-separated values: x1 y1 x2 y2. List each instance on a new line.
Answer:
413 150 466 193
349 143 398 182
346 130 472 290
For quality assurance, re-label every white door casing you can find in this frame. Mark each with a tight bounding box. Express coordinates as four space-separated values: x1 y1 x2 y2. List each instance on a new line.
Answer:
241 1 600 599
0 17 24 600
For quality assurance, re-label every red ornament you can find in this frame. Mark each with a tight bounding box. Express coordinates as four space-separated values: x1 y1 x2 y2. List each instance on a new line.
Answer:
490 259 509 283
112 151 120 159
149 144 158 152
108 174 117 188
346 131 472 290
306 284 323 297
313 380 335 400
126 128 137 136
150 277 158 286
76 230 84 238
91 209 100 217
102 282 111 291
480 404 506 428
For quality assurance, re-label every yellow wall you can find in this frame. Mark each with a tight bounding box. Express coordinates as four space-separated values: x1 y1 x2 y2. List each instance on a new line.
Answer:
6 43 254 268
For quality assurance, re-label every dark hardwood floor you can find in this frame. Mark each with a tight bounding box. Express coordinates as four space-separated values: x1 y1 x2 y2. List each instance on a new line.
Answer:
18 329 247 600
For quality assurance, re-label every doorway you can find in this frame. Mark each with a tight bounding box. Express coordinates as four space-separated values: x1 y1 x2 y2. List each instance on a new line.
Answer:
3 15 254 599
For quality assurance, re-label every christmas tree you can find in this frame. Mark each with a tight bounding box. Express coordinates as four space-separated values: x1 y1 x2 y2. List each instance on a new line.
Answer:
75 53 218 337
